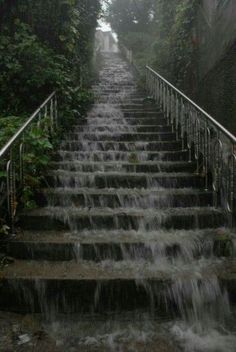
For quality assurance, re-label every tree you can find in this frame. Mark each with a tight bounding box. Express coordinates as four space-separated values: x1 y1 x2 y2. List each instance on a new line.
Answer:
106 0 198 90
106 0 155 36
0 0 101 114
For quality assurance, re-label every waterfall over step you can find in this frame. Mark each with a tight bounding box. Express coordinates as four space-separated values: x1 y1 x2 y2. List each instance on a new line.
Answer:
1 53 236 351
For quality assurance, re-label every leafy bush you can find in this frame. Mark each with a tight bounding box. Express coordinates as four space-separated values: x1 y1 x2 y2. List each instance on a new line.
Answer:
22 122 54 209
0 0 101 218
0 116 27 149
0 22 64 114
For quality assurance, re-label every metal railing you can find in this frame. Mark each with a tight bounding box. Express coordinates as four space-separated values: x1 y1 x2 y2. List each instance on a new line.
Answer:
146 66 236 227
0 92 58 232
120 45 133 64
120 44 140 75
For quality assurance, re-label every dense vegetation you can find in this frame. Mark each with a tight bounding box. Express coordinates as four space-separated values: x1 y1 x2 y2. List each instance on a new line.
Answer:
106 0 198 91
0 0 100 117
0 0 101 226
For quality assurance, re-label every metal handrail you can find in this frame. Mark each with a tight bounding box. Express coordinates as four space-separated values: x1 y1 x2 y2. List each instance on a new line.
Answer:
0 92 56 159
146 66 236 144
0 91 58 232
145 65 236 227
120 44 140 75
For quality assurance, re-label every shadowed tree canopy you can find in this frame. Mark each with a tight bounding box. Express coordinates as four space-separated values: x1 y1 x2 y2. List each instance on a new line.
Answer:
106 0 198 91
0 0 101 114
106 0 156 35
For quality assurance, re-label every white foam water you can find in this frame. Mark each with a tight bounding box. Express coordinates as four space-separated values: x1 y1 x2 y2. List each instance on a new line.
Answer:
171 321 236 352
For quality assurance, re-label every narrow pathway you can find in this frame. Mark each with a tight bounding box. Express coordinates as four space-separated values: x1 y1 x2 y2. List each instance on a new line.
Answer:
1 53 236 351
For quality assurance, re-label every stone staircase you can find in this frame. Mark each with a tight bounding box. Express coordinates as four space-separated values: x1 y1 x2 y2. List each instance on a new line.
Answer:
1 53 236 350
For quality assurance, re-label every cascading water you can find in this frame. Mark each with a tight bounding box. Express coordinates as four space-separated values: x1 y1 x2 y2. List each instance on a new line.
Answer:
41 52 236 351
1 52 236 351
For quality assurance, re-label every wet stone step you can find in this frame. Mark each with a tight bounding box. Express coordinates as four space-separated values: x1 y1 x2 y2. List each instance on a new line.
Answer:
122 111 163 118
96 96 148 102
93 84 141 89
58 141 182 152
2 228 217 261
49 161 196 173
118 103 159 109
93 85 137 90
46 171 205 189
76 117 168 125
93 91 146 97
0 259 234 314
74 125 172 133
87 111 163 118
38 188 213 209
55 150 189 162
0 277 170 314
95 93 145 98
81 106 160 113
19 207 225 231
120 107 160 112
61 133 176 142
97 98 156 104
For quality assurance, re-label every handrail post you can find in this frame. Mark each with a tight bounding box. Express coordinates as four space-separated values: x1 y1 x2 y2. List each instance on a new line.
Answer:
0 91 57 232
145 65 236 227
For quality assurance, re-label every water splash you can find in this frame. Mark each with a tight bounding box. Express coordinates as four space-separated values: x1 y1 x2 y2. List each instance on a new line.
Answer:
35 52 236 351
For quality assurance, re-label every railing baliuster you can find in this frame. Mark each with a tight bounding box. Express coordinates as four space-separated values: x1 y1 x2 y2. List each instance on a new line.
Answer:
0 92 58 232
146 66 236 227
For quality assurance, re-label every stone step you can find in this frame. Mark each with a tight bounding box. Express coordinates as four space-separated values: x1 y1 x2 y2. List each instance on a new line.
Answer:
58 141 182 152
97 98 155 104
19 207 225 231
38 188 212 209
50 161 196 173
88 110 161 117
74 125 172 133
120 107 160 112
93 85 137 90
95 93 145 99
2 228 219 261
61 132 176 142
122 111 163 118
0 259 234 313
87 111 163 118
55 150 189 162
0 260 170 313
46 171 205 189
119 104 159 110
93 91 145 96
77 117 168 125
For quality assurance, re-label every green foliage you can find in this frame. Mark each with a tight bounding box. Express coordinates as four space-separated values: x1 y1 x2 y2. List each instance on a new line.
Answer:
0 117 54 210
106 0 155 35
108 0 198 91
0 0 101 116
0 0 101 215
0 22 62 114
170 0 199 88
22 122 54 209
0 116 27 148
